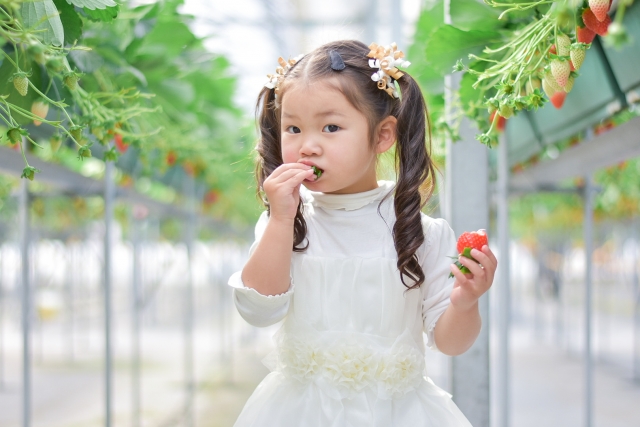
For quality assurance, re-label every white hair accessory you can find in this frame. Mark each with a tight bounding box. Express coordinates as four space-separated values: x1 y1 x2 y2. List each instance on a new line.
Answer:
264 54 304 96
367 42 411 98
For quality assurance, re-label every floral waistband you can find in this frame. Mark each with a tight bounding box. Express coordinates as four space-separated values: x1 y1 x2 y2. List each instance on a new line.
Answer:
263 327 426 400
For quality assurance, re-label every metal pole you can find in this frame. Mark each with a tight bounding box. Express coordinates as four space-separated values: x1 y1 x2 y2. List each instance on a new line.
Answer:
496 134 511 427
65 244 74 363
632 220 640 382
104 161 115 427
131 210 143 427
184 177 196 427
19 179 31 427
583 174 594 427
0 244 5 390
444 2 490 426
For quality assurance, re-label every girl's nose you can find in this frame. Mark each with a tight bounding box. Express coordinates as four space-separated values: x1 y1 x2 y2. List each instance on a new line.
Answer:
299 135 321 156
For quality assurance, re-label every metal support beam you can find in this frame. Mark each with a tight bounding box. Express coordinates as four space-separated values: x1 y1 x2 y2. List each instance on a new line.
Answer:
183 176 196 427
20 179 31 427
131 209 144 427
583 174 595 427
391 0 403 46
444 1 491 420
634 222 640 382
496 134 511 427
104 161 115 427
366 0 379 46
511 116 640 192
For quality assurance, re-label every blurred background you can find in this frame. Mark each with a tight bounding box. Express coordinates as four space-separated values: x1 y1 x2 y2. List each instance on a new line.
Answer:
0 0 639 427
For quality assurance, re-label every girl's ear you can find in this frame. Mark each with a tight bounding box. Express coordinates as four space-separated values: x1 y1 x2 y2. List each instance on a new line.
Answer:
375 115 397 154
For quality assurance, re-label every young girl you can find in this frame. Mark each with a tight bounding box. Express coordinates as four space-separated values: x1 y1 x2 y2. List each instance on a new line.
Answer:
228 40 497 426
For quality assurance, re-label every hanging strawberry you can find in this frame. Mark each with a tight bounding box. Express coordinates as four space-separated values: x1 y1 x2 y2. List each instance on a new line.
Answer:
31 100 49 126
582 8 611 36
114 133 128 153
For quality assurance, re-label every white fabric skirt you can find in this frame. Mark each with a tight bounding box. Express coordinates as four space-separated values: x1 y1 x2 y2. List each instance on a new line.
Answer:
233 372 473 427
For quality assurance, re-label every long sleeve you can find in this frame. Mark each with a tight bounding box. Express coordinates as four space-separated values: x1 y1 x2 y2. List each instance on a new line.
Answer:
420 216 457 352
227 211 294 327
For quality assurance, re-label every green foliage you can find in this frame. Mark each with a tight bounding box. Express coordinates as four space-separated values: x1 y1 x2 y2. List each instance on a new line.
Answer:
0 0 259 226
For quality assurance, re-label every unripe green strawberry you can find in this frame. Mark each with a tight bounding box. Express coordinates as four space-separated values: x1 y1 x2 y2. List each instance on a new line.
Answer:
46 57 64 73
564 74 576 93
550 58 570 87
50 134 62 153
589 0 610 22
63 72 80 90
78 145 92 159
27 43 46 65
543 70 562 93
21 166 39 181
69 125 83 142
31 100 49 126
12 72 29 96
499 104 514 119
7 127 23 144
556 33 571 56
570 44 587 71
526 78 541 95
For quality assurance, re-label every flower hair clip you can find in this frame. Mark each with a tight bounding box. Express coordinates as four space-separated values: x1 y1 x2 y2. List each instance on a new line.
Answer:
265 54 304 96
367 42 411 98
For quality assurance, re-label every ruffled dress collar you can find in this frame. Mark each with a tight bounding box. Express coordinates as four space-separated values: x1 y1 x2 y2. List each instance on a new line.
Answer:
303 180 396 211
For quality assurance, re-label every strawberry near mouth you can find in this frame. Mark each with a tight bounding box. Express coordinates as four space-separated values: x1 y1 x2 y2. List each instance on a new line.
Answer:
311 166 323 179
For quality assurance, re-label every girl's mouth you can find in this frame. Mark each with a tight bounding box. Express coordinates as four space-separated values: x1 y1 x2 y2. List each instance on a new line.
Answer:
311 166 323 179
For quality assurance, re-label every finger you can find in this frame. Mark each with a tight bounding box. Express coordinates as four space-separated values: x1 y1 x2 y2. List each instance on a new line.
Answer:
268 168 314 187
268 162 311 180
450 263 471 284
469 248 495 271
459 255 485 279
482 245 499 267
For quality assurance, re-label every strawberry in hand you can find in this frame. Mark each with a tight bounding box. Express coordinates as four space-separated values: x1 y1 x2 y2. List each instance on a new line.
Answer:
448 230 498 313
449 230 488 277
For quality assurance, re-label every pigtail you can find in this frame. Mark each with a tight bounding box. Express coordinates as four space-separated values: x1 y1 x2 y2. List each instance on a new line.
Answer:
392 73 436 290
254 87 308 252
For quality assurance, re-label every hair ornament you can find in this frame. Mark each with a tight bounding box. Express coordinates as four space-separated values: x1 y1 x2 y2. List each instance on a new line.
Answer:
367 42 411 98
329 50 346 71
264 54 304 96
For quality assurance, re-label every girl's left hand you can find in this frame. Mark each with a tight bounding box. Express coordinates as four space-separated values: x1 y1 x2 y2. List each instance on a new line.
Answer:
449 246 498 312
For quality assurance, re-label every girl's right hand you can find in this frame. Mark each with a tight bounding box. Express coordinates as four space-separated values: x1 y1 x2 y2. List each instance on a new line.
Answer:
263 163 315 222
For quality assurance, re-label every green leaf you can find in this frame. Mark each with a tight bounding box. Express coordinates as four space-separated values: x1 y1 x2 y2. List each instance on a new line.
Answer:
451 0 502 32
65 0 116 11
408 1 445 95
52 0 83 44
20 0 64 46
425 25 501 76
83 4 119 22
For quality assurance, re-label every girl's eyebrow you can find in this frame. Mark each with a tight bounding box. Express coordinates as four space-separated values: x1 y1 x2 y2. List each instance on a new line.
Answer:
282 110 346 119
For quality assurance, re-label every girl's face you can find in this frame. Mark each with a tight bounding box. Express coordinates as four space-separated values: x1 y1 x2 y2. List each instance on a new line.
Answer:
280 79 380 195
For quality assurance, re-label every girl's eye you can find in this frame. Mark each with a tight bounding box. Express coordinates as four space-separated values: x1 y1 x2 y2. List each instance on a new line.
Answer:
286 126 301 134
323 124 340 133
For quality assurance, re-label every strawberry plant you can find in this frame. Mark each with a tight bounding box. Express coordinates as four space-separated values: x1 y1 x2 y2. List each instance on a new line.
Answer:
412 0 635 148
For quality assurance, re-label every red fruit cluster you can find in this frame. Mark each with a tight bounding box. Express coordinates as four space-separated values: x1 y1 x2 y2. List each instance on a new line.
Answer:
582 7 611 36
457 230 488 254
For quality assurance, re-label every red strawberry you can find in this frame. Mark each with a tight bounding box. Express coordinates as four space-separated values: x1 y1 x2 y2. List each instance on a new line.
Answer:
166 151 177 166
589 0 609 21
114 133 128 153
550 91 567 109
583 8 610 36
490 111 507 133
577 25 596 43
550 58 570 87
457 230 488 254
549 44 557 55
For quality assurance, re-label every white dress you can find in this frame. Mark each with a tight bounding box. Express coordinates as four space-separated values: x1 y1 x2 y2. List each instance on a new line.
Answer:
228 180 472 426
